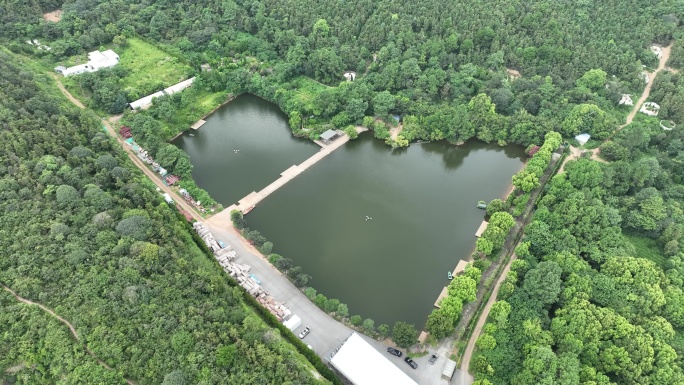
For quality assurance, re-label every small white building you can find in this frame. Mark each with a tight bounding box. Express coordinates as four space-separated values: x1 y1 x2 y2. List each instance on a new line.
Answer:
55 49 120 77
641 71 650 84
651 45 663 59
575 133 591 146
619 94 633 106
343 71 357 81
163 193 173 204
640 102 660 116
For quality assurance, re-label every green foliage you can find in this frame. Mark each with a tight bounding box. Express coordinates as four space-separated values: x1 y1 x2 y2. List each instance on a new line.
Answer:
0 53 329 385
392 322 418 349
350 315 362 326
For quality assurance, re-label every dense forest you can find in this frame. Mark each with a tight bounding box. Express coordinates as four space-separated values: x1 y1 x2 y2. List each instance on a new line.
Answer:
472 119 684 384
0 52 329 384
3 0 682 153
2 0 684 383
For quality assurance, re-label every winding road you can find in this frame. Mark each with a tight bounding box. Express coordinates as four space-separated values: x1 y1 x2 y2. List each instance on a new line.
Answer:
3 285 136 384
559 42 675 172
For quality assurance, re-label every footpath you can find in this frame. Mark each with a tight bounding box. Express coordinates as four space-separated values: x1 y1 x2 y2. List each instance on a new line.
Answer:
2 285 136 384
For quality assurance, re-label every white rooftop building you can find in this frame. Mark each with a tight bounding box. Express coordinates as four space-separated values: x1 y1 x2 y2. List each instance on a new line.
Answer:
329 333 418 385
651 45 663 59
619 94 633 106
640 102 660 117
575 133 591 146
55 49 120 77
129 78 195 110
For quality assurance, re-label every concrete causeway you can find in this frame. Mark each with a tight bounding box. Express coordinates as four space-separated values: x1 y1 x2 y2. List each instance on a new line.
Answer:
214 128 368 219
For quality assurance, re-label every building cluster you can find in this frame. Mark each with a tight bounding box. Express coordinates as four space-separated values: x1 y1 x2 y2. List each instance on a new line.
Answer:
26 39 51 51
192 222 292 321
55 50 120 77
179 188 206 213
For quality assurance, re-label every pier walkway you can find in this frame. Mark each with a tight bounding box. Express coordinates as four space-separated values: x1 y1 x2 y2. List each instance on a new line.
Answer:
213 128 368 220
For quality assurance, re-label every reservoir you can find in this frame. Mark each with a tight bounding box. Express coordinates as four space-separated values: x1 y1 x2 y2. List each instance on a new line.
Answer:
176 95 526 327
173 94 319 205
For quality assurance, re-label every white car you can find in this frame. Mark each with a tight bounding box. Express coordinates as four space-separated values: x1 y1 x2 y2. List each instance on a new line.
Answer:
299 326 310 339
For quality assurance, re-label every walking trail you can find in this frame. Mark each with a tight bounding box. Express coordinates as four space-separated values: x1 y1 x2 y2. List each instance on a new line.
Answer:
459 254 516 373
51 75 201 221
559 42 674 173
2 286 135 385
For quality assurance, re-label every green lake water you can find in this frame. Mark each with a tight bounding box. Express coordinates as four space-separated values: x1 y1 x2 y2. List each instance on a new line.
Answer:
175 95 526 327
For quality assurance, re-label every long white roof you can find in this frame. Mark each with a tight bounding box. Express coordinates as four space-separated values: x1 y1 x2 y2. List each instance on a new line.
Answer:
129 91 165 110
164 77 195 95
330 333 418 385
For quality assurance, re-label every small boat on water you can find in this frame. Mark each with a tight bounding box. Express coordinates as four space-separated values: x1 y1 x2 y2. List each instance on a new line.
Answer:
447 272 453 280
188 133 195 137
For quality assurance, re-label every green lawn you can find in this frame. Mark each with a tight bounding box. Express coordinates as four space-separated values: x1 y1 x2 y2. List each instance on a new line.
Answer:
624 234 667 268
118 38 192 98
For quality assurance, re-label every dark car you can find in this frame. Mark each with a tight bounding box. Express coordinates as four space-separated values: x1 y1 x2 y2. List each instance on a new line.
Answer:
387 347 402 357
429 354 438 365
404 357 418 369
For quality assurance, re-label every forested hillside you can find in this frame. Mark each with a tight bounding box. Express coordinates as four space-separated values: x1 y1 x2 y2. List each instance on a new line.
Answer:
3 0 682 150
0 52 327 384
2 0 684 384
471 119 684 384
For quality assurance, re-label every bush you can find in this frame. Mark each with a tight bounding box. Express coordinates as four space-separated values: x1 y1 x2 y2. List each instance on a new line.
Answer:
392 322 418 349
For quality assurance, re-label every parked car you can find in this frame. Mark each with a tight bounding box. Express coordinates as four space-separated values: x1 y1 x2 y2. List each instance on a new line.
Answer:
429 354 438 365
404 357 418 369
298 326 310 339
387 347 402 357
218 240 226 248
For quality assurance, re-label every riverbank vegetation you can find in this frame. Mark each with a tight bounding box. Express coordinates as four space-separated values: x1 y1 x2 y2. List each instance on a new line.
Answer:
0 51 328 384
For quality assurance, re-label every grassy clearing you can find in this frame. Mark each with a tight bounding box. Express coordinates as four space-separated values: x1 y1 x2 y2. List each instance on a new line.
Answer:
161 88 231 139
118 38 192 97
624 234 666 268
285 76 329 111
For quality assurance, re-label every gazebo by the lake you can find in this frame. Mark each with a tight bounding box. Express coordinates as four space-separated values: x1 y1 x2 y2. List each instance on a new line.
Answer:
320 129 341 145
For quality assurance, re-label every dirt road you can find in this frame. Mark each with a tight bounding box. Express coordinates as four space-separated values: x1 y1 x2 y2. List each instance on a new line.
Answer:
51 75 202 221
3 286 135 385
459 254 517 373
620 43 673 129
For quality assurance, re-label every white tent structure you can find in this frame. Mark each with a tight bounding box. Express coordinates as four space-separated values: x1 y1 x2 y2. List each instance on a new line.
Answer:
129 78 196 110
330 333 417 385
575 133 591 146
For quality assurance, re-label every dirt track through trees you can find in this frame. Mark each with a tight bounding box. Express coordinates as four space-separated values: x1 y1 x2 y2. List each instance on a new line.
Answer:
51 75 202 221
2 286 136 384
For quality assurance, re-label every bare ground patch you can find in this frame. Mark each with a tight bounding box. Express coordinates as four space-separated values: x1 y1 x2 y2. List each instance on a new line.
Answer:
43 10 62 22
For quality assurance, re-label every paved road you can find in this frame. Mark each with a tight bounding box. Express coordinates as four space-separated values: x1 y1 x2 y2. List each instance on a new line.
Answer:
205 219 354 357
205 218 467 384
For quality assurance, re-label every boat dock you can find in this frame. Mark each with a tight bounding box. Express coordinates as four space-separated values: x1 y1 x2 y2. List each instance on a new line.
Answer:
191 119 206 130
475 221 489 237
434 287 449 308
453 260 469 276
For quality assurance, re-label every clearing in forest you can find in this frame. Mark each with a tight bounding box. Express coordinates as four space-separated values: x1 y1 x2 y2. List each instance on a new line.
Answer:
117 38 192 98
285 76 329 113
43 10 62 22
